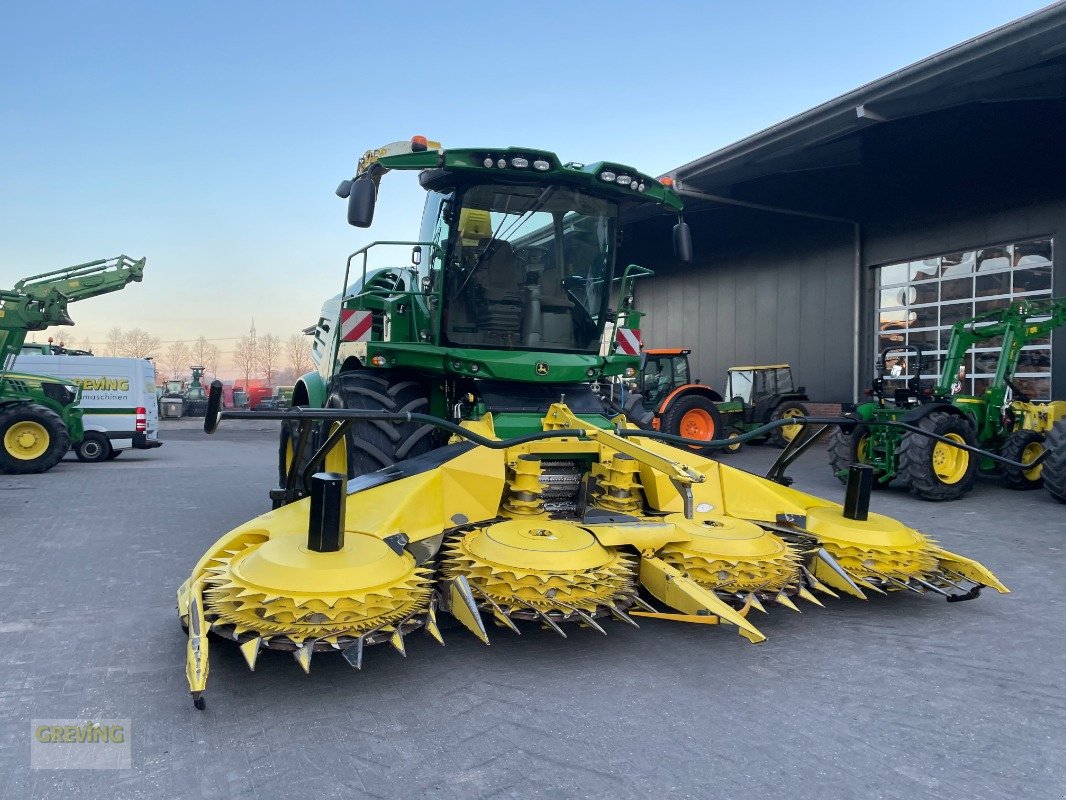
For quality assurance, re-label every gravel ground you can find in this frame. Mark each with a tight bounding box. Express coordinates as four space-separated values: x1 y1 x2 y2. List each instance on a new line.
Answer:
0 418 1063 800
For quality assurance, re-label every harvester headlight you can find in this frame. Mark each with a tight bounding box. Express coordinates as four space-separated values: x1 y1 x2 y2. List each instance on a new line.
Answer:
586 368 597 378
469 363 480 373
616 174 631 185
370 355 388 367
497 158 507 168
533 160 550 171
629 180 638 189
483 157 494 168
600 171 616 182
638 182 646 192
623 366 636 378
511 157 529 168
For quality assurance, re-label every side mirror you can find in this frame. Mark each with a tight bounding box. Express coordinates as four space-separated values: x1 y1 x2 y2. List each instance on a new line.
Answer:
673 221 693 263
335 179 352 199
412 246 422 266
347 177 376 227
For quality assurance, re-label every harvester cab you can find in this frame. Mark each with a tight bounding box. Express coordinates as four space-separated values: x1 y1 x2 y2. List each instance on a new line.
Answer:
0 255 145 473
180 139 1007 709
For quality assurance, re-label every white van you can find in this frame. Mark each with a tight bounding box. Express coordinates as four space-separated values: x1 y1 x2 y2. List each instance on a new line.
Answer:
12 353 163 461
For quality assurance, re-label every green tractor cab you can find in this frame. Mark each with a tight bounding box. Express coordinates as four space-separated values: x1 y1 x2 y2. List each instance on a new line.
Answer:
717 364 810 448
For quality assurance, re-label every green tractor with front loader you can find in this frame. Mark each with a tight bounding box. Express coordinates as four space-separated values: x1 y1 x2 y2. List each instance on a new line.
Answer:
0 256 145 473
180 138 1008 708
829 297 1066 500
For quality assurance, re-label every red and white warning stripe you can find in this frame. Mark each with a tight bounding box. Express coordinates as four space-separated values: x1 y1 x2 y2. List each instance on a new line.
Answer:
615 327 642 355
340 309 373 342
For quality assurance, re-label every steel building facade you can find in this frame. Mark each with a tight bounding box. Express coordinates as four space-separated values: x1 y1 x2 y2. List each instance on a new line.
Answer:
624 6 1066 404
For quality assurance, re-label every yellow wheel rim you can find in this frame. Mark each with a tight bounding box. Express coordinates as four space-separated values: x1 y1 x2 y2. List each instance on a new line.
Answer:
779 407 803 442
931 432 968 484
4 420 50 461
726 431 742 452
856 434 869 463
283 436 295 473
323 422 348 476
1022 441 1044 481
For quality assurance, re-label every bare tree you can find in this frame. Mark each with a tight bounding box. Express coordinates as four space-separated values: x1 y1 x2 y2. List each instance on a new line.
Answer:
191 336 212 366
232 336 258 388
119 328 161 359
286 332 313 377
257 333 283 387
205 343 221 379
164 340 191 379
105 327 124 356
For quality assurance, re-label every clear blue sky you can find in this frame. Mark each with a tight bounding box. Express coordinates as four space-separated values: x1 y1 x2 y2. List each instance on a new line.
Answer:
0 0 1052 368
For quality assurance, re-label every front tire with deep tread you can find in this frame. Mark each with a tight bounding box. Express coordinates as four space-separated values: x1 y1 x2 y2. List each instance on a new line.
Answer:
827 423 890 488
769 401 809 448
1042 419 1066 504
1000 428 1046 490
328 370 438 479
898 411 978 501
0 404 71 474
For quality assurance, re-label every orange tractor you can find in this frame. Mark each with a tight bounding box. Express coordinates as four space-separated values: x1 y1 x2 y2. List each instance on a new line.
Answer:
624 348 730 444
619 349 810 450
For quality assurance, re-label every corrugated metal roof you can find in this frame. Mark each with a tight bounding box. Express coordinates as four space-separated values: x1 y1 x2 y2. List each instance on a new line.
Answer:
668 3 1066 187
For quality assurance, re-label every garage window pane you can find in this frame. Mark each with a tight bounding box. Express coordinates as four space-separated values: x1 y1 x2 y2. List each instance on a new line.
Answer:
974 272 1010 297
940 252 974 277
912 258 941 280
1014 239 1052 266
1014 266 1051 293
977 247 1011 273
940 302 973 325
1017 348 1052 372
1014 376 1051 398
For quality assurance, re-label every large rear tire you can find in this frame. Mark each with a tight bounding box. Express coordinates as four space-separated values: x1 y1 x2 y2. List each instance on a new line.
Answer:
659 394 724 449
827 424 890 488
327 370 439 479
277 413 312 492
1000 429 1046 490
0 404 71 474
898 411 978 501
769 400 809 448
1043 420 1066 504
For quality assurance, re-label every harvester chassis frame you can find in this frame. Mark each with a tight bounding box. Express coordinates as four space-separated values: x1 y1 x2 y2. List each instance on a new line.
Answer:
204 385 1046 505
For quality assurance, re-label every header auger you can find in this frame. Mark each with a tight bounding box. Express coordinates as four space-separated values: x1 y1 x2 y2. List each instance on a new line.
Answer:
178 139 1007 708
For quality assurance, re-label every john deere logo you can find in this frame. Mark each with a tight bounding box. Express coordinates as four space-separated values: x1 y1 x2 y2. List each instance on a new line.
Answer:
535 361 549 376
